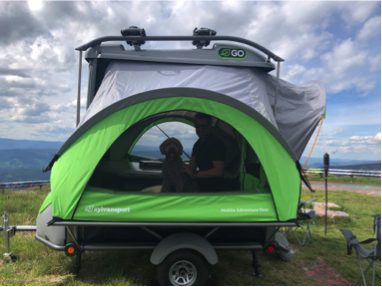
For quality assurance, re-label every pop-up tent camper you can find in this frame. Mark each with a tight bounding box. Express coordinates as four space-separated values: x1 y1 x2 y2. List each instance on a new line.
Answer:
36 28 326 285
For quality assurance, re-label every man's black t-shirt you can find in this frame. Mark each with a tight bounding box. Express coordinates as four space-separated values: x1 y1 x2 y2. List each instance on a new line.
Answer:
192 133 226 171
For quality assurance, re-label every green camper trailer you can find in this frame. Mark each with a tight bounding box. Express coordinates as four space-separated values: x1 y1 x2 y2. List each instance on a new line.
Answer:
35 28 326 285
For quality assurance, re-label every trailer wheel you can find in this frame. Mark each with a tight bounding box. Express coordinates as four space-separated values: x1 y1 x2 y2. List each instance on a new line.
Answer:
157 249 209 286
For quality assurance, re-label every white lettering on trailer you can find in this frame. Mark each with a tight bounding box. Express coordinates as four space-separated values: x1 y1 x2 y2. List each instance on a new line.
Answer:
84 205 130 213
221 208 269 213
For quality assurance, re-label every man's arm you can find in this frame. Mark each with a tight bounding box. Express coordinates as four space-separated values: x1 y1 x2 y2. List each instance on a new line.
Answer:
197 161 224 178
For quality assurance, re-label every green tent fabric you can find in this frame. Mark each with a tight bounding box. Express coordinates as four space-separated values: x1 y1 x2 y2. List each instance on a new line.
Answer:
42 96 300 222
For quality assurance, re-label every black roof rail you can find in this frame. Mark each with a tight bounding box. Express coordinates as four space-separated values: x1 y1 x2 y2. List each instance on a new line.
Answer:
75 35 284 62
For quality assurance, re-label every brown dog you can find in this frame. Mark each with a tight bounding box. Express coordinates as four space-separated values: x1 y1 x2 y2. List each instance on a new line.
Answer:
160 137 198 192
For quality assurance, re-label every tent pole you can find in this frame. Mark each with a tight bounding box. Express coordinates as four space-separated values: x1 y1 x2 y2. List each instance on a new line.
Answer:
302 114 325 172
76 51 82 127
274 61 280 121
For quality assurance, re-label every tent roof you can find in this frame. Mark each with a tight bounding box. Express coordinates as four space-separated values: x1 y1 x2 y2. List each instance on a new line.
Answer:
61 61 325 160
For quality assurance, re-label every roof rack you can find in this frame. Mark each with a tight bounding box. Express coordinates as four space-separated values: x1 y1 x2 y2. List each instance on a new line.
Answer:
75 35 284 62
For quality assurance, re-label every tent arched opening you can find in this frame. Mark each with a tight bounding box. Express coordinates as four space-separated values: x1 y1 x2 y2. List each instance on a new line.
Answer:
43 92 300 223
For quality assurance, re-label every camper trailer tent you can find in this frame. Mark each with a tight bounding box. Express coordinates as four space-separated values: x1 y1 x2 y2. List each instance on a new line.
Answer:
36 32 326 285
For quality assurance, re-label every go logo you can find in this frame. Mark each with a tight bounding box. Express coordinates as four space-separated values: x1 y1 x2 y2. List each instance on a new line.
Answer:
218 48 246 59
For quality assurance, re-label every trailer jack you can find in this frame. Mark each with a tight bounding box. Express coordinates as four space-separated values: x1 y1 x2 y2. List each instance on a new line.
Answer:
252 250 262 277
1 211 36 262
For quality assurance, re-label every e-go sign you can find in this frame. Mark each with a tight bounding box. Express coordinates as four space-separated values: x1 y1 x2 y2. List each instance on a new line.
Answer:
218 48 247 59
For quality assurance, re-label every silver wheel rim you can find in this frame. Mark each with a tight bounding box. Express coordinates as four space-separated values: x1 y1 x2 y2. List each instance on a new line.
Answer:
169 260 197 286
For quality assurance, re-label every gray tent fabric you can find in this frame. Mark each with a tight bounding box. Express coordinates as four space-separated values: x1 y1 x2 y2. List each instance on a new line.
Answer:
78 61 326 159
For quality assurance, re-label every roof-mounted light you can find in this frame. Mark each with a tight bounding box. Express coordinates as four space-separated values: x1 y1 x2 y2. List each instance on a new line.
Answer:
121 26 146 51
192 27 216 49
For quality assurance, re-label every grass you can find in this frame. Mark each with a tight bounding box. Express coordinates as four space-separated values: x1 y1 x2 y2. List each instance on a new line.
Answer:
307 174 381 185
0 186 380 285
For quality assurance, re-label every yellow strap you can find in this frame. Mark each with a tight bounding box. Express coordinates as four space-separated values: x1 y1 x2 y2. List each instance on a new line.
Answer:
302 114 325 172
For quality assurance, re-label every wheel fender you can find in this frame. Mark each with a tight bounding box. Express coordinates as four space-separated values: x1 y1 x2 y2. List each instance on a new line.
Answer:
150 232 218 265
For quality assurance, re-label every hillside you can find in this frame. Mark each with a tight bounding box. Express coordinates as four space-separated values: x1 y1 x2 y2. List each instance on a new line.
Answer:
132 145 192 160
333 162 381 171
0 149 56 169
0 138 63 150
0 138 380 182
0 149 55 182
300 156 380 168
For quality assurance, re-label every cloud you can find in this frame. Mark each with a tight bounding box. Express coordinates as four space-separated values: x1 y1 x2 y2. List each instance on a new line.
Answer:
317 132 381 155
369 54 381 72
357 16 381 41
341 1 380 27
0 0 380 161
137 122 198 149
0 98 13 110
332 129 348 136
350 133 381 144
0 68 30 78
0 2 47 45
34 125 75 137
14 102 50 116
51 97 86 112
283 37 378 95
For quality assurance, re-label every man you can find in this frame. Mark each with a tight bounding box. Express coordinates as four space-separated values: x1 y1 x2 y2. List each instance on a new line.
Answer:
183 113 226 192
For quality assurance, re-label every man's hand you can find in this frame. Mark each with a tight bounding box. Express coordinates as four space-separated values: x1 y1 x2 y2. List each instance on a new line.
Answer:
182 162 193 176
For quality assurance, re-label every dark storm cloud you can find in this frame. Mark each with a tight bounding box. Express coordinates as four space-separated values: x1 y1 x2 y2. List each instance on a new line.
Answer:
0 2 48 45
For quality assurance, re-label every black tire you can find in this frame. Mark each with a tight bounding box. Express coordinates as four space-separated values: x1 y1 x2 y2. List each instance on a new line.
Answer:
10 254 19 262
157 249 209 286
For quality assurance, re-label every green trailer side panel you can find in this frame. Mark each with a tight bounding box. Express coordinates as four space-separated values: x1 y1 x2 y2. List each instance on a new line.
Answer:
74 188 277 222
39 192 53 213
50 97 300 221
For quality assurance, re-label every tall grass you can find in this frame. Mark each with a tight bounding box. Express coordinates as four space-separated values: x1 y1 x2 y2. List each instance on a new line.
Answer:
0 187 380 285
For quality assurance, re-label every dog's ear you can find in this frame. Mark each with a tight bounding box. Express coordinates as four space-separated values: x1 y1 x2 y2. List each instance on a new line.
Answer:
159 139 168 155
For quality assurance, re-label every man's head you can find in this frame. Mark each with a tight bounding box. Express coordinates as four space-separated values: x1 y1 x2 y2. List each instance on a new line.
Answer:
195 113 212 139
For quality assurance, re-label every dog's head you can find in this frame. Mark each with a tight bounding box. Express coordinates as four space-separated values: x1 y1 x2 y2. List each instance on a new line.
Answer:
160 137 183 161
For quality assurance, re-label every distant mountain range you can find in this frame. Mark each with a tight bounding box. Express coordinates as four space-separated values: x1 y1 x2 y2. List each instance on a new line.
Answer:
0 138 380 182
0 138 63 150
131 145 192 160
135 146 381 169
300 156 381 169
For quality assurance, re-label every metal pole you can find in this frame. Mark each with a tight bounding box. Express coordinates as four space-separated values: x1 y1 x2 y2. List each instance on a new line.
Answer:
274 61 280 121
3 211 10 257
324 153 329 236
76 50 82 127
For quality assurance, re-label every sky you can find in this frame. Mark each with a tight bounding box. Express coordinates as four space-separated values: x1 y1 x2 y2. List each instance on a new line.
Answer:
0 1 380 161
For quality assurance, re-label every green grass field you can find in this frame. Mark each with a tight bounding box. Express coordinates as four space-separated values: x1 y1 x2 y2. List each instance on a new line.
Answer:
307 174 381 185
0 187 380 285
